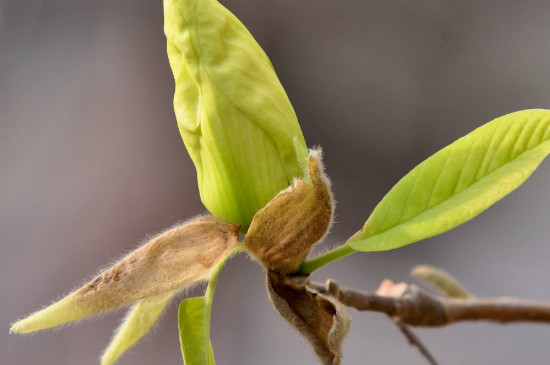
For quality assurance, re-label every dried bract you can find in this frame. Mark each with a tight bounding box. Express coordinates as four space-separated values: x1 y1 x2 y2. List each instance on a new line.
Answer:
268 271 351 365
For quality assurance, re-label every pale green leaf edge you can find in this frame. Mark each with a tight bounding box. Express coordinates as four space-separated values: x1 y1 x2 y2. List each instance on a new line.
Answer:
101 291 175 365
348 109 550 252
178 244 244 365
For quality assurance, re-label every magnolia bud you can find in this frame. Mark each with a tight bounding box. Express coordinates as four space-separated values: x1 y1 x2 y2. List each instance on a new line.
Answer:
245 150 333 273
164 0 308 230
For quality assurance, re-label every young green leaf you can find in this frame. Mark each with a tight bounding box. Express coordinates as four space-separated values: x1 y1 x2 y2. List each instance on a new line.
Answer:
178 297 215 365
101 292 175 365
178 245 243 365
164 0 307 230
348 109 550 252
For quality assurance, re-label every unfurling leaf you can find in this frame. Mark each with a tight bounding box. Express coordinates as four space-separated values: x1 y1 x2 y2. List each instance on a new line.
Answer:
164 0 308 230
178 297 215 365
267 271 351 365
245 150 334 273
11 216 239 334
178 244 242 365
101 291 175 365
348 109 550 252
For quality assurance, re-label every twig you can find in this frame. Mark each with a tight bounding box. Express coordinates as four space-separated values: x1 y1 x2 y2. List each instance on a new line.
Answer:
312 280 550 326
392 320 439 365
321 279 439 364
311 275 550 365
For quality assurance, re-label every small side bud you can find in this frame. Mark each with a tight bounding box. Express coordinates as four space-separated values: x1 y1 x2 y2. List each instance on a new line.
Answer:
245 149 334 273
10 216 239 334
411 265 474 299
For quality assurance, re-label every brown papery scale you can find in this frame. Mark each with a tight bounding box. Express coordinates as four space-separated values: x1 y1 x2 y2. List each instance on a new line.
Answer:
245 149 334 273
267 271 351 365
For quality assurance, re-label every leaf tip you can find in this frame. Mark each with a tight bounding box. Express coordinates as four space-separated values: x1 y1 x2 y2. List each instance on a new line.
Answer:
9 321 23 334
100 352 115 365
10 315 38 334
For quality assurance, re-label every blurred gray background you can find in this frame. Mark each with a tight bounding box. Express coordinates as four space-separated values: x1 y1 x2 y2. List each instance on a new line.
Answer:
2 0 550 364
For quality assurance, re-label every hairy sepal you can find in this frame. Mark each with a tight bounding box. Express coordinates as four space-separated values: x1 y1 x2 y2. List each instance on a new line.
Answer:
11 216 239 334
245 150 334 273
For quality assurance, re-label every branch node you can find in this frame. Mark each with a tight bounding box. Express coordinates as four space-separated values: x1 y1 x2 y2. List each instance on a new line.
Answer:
326 279 342 300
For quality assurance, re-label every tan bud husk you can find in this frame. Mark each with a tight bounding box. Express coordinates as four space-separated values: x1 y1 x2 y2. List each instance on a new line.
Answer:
267 271 351 365
245 150 333 273
11 216 239 334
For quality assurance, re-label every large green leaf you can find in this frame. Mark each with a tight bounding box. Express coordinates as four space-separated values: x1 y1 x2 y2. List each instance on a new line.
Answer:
178 245 243 365
348 109 550 252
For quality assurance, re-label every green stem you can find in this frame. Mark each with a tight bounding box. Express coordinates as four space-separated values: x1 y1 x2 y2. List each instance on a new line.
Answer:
206 243 245 302
298 243 355 275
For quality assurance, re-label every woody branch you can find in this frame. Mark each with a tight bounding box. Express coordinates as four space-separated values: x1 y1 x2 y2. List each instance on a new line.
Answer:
311 278 550 326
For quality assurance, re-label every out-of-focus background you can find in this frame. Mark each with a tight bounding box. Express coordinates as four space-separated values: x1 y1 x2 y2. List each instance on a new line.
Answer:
2 0 550 364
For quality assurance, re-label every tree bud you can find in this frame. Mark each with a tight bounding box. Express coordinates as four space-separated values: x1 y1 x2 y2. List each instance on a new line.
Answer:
245 150 333 273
